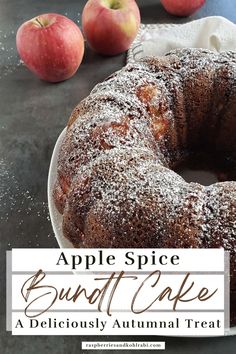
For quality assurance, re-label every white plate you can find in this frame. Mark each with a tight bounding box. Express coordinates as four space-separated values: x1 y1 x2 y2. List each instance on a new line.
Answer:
47 128 73 248
48 128 236 336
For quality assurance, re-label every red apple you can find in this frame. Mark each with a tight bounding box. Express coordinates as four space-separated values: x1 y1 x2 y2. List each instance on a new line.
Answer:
160 0 206 17
82 0 140 56
16 13 84 82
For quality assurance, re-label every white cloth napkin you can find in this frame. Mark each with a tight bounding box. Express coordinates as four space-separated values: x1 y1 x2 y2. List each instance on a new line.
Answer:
127 16 236 62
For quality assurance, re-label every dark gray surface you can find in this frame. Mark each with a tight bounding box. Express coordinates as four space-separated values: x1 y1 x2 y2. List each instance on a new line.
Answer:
0 0 236 353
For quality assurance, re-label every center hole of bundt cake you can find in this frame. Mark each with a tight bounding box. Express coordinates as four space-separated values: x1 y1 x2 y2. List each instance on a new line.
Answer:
175 149 236 186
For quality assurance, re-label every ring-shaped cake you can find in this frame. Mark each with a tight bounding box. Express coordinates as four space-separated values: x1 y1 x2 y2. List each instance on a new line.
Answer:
53 48 236 325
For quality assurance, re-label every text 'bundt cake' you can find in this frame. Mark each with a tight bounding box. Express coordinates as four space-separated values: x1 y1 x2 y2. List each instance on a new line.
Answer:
53 48 236 325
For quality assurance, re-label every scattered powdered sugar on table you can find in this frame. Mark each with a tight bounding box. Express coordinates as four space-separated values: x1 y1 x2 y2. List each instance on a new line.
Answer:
0 159 52 248
0 29 24 80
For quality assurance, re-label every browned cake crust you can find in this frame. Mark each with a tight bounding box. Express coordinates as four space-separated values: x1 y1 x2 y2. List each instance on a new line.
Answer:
53 48 236 325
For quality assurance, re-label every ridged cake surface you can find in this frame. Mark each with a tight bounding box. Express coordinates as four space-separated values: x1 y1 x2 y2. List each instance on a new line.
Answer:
53 48 236 325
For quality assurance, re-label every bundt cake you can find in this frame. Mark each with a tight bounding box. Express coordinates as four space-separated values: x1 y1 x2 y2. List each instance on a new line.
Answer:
53 48 236 325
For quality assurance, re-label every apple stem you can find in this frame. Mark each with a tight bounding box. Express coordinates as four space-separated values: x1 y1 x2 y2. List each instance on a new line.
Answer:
110 0 122 10
35 18 43 28
102 0 122 10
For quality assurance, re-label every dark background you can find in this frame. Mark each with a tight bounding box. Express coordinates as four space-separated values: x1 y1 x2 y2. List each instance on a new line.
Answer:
0 0 236 353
